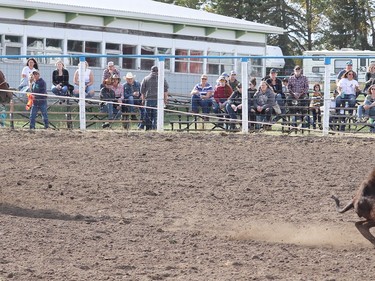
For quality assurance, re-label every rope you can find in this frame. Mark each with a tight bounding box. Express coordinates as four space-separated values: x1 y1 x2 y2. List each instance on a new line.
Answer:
2 87 373 135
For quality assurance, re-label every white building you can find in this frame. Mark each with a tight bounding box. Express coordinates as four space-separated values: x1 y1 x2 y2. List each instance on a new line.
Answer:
0 0 284 94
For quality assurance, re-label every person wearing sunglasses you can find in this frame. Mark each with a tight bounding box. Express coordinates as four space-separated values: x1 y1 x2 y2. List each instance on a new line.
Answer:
190 74 213 115
336 70 360 116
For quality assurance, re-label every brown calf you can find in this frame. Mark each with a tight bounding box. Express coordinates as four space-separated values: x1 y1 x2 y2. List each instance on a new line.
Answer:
331 167 375 246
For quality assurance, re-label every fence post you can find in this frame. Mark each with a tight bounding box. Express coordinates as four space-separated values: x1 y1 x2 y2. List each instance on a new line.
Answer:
322 57 331 136
157 57 165 132
241 57 249 133
79 57 86 130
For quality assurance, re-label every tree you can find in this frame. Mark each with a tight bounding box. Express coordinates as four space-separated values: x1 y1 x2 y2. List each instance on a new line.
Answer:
154 0 207 9
154 0 375 54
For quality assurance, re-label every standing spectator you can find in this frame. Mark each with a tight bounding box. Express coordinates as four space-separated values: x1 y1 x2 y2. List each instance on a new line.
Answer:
29 70 48 129
140 66 169 130
123 72 144 128
253 81 276 130
287 65 310 128
336 61 357 83
51 60 73 101
18 58 39 92
190 74 213 115
309 83 323 129
102 61 120 88
228 70 241 91
336 70 360 114
73 61 95 98
265 68 285 123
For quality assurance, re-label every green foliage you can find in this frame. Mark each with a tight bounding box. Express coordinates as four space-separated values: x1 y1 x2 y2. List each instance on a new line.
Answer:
154 0 375 56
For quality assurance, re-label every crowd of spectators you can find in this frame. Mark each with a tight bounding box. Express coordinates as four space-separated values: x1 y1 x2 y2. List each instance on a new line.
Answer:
2 57 375 132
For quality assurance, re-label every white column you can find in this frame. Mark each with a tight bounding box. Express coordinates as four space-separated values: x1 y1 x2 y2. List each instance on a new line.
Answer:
79 57 86 130
157 58 165 132
322 58 331 136
241 58 249 133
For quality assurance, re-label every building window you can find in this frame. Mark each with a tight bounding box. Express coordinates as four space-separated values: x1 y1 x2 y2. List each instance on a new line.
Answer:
123 44 136 69
85 41 100 67
249 57 262 78
157 47 171 71
206 51 234 75
175 49 203 74
4 35 22 58
312 55 324 61
312 66 325 73
27 37 63 64
67 40 100 67
190 50 203 74
106 43 121 66
140 46 155 71
175 49 188 73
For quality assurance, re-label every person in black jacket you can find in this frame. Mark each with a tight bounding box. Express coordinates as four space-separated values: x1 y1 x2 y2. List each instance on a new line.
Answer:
100 78 117 128
225 84 242 130
51 60 73 98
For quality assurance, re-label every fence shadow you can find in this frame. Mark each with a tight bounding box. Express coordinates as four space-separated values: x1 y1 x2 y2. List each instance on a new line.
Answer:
0 202 97 222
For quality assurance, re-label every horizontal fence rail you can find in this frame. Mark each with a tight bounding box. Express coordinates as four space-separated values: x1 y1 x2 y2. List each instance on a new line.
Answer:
1 54 375 135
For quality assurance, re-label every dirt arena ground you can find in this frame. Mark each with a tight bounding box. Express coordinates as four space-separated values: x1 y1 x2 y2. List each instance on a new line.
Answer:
1 129 375 281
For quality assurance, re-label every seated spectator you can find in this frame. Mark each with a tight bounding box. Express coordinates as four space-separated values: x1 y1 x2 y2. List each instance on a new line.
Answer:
73 61 95 99
248 77 257 130
102 61 120 88
190 74 213 115
282 77 289 94
225 85 242 130
213 75 232 114
99 78 116 128
110 74 123 119
357 85 375 125
336 70 360 115
309 83 323 129
265 68 285 123
253 81 276 130
221 72 230 83
364 63 375 93
123 72 144 129
51 60 73 101
18 58 38 92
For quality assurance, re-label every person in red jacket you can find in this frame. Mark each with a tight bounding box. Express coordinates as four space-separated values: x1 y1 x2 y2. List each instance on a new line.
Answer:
212 75 233 114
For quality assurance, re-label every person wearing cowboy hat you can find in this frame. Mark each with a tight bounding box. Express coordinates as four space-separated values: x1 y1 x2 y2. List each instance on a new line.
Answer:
123 72 142 124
